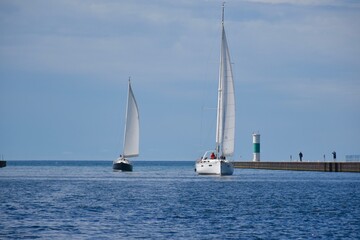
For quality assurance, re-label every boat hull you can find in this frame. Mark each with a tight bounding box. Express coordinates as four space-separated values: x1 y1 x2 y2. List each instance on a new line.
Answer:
113 158 133 172
195 159 234 176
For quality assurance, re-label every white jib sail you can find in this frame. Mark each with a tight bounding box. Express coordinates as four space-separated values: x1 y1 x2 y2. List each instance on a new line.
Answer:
123 80 140 158
216 12 235 157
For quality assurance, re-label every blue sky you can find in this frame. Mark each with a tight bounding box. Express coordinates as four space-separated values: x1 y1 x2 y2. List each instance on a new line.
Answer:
1 0 359 161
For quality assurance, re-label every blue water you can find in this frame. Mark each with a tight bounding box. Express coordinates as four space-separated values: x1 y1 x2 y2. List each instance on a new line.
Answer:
1 161 359 239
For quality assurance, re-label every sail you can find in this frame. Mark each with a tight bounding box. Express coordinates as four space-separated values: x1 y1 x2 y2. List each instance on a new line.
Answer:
123 81 140 158
216 10 235 156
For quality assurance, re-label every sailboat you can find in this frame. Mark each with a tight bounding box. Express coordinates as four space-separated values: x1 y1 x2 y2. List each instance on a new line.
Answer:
113 79 140 171
0 154 6 168
195 4 235 176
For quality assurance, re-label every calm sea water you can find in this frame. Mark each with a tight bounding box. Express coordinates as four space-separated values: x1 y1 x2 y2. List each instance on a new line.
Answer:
1 161 359 239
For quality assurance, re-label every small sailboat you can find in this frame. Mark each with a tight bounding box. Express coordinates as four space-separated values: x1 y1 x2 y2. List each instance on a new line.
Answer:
195 4 235 176
0 154 6 168
113 79 140 171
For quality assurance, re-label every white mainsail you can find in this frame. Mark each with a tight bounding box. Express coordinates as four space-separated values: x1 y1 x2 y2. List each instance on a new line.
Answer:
215 6 235 157
123 80 140 158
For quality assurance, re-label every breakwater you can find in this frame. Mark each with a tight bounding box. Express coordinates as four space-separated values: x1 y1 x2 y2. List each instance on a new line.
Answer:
233 161 360 172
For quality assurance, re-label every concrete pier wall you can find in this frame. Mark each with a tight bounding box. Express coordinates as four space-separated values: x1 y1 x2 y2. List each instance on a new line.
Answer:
233 161 360 172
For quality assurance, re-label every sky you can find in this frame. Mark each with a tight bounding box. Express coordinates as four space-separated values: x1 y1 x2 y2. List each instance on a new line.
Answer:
0 0 359 161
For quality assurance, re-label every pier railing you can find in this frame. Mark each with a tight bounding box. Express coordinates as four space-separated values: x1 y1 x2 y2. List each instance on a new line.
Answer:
346 155 360 162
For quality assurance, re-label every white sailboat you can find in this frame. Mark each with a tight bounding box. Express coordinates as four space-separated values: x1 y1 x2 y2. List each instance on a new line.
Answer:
195 4 235 176
113 79 140 171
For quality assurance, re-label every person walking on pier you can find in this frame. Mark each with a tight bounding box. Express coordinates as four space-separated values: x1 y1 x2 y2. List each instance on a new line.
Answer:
332 151 336 161
299 152 303 162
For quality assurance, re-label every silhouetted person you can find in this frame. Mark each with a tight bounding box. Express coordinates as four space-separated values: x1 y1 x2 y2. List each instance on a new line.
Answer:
299 152 303 162
332 151 336 161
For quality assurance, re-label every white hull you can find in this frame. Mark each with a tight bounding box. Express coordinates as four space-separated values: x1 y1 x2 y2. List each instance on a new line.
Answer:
195 159 234 176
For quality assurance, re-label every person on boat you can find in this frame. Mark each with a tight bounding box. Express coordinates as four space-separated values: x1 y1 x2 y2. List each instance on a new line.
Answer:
299 152 303 162
210 152 216 159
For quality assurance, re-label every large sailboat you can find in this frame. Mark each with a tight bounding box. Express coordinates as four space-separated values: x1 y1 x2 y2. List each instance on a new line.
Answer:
113 79 140 171
195 4 235 176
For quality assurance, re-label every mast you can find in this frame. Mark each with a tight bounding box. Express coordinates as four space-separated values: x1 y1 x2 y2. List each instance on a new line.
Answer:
221 2 225 24
122 78 131 157
215 2 236 158
216 2 226 156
